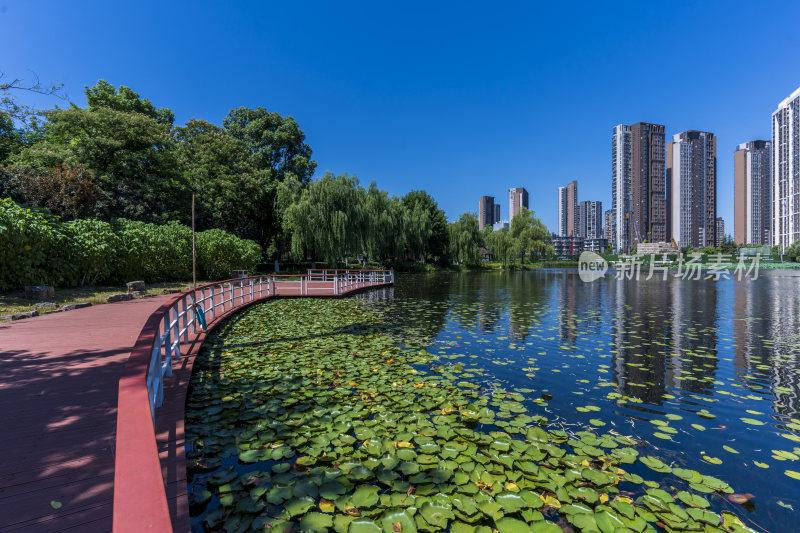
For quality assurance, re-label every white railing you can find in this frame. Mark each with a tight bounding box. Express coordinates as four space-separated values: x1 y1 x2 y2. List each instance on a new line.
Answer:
144 270 393 424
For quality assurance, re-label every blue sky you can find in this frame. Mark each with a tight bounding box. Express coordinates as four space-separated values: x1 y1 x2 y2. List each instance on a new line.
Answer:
2 1 799 232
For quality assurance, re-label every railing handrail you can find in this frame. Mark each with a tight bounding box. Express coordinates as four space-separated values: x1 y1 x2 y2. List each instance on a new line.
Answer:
113 270 393 532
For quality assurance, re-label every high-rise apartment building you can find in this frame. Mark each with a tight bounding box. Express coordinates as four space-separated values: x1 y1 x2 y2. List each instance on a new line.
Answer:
631 122 666 245
772 86 800 248
612 124 632 253
667 130 717 249
604 210 613 242
734 140 772 245
566 181 578 236
557 181 578 236
509 187 529 221
478 196 495 231
716 217 725 245
578 200 603 239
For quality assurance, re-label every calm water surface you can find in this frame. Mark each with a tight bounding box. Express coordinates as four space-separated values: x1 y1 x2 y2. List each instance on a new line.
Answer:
380 270 800 531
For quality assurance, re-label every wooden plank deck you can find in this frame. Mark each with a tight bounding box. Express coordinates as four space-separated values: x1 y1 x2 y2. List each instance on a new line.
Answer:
0 278 391 532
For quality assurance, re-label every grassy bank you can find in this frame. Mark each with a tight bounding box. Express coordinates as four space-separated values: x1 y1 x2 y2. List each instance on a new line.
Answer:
0 281 207 319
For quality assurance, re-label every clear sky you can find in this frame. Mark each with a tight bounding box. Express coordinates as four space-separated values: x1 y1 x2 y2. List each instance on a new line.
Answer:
2 1 800 232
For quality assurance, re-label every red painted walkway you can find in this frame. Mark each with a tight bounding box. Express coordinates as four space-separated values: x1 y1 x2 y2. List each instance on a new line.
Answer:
0 276 392 532
0 295 173 532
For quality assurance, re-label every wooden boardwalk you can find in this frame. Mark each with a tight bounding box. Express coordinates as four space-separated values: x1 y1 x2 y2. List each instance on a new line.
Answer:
0 295 173 532
0 276 392 532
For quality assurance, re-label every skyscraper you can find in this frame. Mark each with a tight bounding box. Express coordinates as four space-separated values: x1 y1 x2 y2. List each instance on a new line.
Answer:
566 180 578 237
716 217 725 246
478 196 495 230
612 124 632 253
772 86 800 248
734 140 772 245
494 204 501 224
604 209 613 242
509 187 529 220
578 200 603 239
631 122 666 245
558 186 567 237
667 130 717 249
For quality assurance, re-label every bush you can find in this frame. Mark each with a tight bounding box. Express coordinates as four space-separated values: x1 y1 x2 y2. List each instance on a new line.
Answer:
0 198 74 290
0 198 262 290
65 218 121 285
197 228 261 279
114 219 192 282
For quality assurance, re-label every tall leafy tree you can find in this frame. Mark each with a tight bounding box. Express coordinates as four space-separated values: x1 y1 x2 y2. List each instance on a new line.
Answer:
509 207 552 264
85 79 175 125
223 107 316 182
173 119 260 239
484 226 513 266
401 190 448 262
12 81 186 222
448 213 481 266
286 172 365 265
363 183 405 264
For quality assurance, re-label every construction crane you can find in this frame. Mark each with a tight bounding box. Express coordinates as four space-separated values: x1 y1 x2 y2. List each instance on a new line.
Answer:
671 237 681 257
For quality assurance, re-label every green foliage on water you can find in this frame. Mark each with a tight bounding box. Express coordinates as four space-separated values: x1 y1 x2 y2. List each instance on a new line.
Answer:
185 298 754 533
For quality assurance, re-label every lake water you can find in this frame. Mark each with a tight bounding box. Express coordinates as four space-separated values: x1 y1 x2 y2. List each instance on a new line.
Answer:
385 270 800 530
186 269 800 532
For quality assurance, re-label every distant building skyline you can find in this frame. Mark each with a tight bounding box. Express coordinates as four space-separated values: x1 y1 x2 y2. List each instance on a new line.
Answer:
716 217 725 245
734 140 772 245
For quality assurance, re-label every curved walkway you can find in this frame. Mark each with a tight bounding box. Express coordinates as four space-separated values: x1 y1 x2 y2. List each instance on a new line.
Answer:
0 295 173 532
0 275 393 532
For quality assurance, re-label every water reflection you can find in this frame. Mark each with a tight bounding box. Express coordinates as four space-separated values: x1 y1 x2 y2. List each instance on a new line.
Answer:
382 270 800 531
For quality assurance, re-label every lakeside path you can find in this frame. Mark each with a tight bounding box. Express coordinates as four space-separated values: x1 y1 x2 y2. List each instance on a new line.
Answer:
0 295 173 532
0 276 394 532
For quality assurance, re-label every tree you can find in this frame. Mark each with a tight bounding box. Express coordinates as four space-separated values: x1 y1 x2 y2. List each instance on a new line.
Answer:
448 213 481 266
223 107 316 182
173 119 260 239
363 183 405 264
0 164 100 220
401 190 448 262
285 172 365 265
485 227 513 266
509 207 551 264
85 79 174 125
786 240 800 262
12 81 186 223
0 111 22 162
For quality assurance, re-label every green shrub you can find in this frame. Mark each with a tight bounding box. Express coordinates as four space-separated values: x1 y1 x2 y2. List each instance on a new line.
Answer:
0 198 74 290
0 198 262 290
114 219 192 282
197 228 261 280
65 218 121 285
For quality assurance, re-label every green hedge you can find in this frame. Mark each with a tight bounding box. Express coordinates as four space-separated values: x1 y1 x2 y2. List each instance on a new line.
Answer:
0 198 261 290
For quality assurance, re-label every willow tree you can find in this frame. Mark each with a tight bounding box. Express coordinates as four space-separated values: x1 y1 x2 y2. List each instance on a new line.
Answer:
448 213 481 266
485 226 513 266
285 172 365 266
363 183 406 264
509 207 552 264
